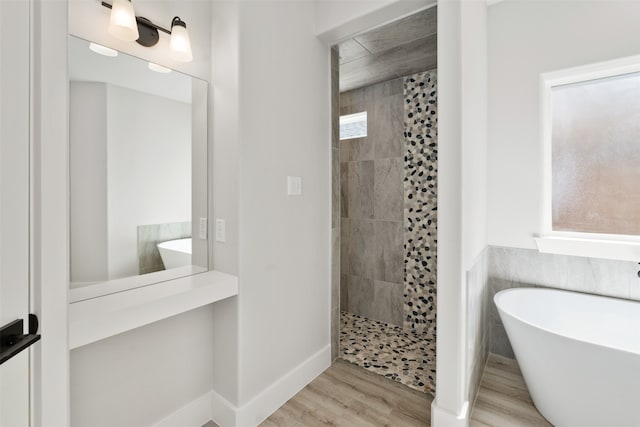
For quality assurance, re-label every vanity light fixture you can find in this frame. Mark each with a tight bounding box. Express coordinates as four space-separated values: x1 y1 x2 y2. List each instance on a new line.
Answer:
89 42 118 57
101 1 193 62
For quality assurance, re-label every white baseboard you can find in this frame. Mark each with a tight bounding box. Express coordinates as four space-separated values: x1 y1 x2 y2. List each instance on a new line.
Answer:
163 345 331 427
232 344 331 427
152 390 214 427
211 388 238 427
431 400 470 427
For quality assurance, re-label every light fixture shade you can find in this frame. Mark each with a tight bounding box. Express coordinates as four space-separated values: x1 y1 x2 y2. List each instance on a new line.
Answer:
169 17 193 62
108 0 139 42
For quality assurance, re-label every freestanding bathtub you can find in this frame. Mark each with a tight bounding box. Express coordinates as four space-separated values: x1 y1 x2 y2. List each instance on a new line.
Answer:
495 288 640 427
157 237 192 269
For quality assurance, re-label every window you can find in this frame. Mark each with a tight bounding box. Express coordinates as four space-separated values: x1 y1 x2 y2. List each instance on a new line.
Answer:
537 55 640 261
339 111 367 140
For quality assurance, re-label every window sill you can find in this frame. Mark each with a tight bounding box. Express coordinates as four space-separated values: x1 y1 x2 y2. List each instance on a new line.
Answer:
534 236 640 262
68 270 238 350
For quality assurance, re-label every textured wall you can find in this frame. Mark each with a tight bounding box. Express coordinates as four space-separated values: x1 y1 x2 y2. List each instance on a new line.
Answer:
466 249 489 405
339 70 438 333
488 246 639 358
340 78 405 326
403 70 438 334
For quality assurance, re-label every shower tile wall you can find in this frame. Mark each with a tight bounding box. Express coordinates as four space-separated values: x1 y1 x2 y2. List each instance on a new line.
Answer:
340 78 405 326
403 70 438 335
466 248 489 405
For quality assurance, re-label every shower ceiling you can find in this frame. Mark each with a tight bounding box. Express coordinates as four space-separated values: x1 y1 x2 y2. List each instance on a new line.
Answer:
338 6 437 93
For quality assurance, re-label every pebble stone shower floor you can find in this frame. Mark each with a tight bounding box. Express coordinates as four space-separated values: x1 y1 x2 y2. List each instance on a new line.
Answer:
340 312 436 395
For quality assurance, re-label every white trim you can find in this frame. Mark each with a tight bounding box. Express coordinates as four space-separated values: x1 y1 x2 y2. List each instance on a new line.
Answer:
152 391 213 427
539 54 640 260
431 400 470 427
316 1 435 45
69 270 238 349
211 389 237 427
535 236 640 262
236 345 330 427
69 265 208 303
31 0 70 425
210 345 330 427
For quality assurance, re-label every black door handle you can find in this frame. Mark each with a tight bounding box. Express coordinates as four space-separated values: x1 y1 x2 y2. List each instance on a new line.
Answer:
0 315 41 365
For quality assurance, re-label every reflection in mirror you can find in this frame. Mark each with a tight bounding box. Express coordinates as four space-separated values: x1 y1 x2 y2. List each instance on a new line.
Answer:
68 35 208 300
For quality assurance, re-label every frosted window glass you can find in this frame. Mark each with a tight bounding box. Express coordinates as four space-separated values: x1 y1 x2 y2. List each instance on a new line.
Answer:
340 111 367 140
552 71 640 235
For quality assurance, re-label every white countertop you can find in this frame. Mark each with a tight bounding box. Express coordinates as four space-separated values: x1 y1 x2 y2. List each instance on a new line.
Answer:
69 270 238 349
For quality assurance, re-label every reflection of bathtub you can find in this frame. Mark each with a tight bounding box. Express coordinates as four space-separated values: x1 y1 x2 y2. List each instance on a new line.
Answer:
157 238 192 269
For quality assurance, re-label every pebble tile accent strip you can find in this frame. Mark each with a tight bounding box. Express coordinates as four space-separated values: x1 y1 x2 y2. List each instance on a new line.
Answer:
403 70 437 335
340 311 436 395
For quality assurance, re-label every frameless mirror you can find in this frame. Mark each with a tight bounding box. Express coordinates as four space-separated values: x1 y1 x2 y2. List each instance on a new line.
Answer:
68 35 208 301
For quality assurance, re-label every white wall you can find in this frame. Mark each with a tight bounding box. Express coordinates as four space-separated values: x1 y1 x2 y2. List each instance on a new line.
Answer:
70 306 214 427
106 85 191 279
432 0 488 425
210 1 241 414
488 0 640 249
209 1 332 423
69 82 109 283
236 0 331 407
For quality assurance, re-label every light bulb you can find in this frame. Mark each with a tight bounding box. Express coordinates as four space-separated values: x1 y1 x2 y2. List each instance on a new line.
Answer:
108 0 139 42
169 17 193 63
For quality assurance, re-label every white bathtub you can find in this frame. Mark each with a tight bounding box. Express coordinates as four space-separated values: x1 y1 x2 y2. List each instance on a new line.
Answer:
157 238 192 269
495 288 640 427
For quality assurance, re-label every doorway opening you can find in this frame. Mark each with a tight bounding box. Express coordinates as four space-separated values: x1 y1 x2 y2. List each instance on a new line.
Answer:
330 5 438 395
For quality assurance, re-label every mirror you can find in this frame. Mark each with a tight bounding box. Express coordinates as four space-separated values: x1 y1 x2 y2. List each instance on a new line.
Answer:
68 35 208 301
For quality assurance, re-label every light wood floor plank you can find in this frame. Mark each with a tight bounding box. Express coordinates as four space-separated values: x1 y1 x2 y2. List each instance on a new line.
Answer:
470 354 552 427
247 353 552 427
261 359 431 426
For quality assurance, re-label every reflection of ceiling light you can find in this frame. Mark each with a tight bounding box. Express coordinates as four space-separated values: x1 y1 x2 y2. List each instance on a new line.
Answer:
107 0 139 42
89 42 119 57
148 62 172 73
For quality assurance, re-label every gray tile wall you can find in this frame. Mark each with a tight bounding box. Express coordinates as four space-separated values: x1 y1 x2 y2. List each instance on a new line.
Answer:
331 48 340 361
340 78 405 327
487 246 639 358
466 248 489 405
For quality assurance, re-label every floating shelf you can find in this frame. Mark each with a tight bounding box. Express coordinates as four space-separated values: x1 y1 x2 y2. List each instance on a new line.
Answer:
69 270 238 349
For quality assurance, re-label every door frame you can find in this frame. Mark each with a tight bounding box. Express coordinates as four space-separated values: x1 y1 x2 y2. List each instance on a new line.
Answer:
30 0 70 425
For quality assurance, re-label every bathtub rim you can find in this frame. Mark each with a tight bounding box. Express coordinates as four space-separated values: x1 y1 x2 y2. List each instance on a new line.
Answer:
157 237 192 255
494 287 640 357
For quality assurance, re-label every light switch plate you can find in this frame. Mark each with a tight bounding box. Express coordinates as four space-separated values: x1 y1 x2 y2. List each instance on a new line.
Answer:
199 218 207 240
287 176 302 196
215 219 226 243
